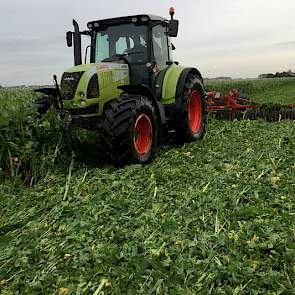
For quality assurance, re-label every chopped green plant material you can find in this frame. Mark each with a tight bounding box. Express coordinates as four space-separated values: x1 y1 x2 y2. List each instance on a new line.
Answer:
0 79 295 294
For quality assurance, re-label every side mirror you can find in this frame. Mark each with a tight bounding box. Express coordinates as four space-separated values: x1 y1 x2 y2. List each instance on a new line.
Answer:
168 20 179 37
171 43 176 50
66 31 73 47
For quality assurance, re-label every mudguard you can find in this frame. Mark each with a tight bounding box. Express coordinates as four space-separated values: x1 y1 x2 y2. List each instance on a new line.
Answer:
159 64 203 105
118 84 166 125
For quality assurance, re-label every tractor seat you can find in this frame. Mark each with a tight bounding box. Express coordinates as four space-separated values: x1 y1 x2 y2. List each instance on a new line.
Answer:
124 45 147 63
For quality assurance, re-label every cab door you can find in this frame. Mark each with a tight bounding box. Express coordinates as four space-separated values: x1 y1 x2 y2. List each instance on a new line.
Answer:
152 24 172 72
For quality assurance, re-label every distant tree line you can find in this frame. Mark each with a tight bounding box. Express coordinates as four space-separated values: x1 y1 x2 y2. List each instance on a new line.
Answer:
259 70 295 79
204 76 232 81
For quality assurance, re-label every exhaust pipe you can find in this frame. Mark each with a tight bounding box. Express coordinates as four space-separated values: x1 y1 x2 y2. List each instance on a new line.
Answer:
73 19 82 66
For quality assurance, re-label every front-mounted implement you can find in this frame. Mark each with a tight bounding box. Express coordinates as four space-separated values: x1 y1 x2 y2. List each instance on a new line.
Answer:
34 8 207 165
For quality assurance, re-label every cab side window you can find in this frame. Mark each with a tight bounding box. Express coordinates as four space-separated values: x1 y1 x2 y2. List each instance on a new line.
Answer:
115 37 128 54
152 25 169 70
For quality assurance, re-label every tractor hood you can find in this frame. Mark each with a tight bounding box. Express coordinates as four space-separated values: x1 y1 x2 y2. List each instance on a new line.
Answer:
61 62 130 116
63 63 95 74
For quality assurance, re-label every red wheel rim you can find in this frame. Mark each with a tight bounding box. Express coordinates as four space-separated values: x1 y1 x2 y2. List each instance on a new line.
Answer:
134 114 153 156
188 90 203 133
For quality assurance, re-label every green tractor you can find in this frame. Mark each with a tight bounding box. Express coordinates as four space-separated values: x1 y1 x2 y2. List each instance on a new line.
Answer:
34 8 207 165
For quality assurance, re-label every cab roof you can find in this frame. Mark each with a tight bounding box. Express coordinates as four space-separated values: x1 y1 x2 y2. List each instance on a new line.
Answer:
87 14 167 29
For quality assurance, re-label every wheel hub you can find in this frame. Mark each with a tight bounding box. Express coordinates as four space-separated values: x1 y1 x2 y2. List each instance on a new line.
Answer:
134 114 153 156
188 90 202 133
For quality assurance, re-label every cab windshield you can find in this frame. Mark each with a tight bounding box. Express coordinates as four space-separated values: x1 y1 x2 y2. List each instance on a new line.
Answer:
94 23 148 63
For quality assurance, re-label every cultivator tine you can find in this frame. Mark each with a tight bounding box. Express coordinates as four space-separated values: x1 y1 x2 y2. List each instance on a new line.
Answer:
268 110 279 122
284 110 295 120
211 108 295 122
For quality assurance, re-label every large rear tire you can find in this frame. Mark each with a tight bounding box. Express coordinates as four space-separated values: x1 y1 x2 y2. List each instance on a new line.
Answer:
101 95 158 165
175 74 207 143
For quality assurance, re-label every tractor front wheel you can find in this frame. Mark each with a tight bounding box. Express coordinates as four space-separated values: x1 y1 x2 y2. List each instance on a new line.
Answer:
101 95 158 166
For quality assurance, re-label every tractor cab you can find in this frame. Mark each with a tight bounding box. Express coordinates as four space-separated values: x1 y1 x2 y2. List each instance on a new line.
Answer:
67 12 179 87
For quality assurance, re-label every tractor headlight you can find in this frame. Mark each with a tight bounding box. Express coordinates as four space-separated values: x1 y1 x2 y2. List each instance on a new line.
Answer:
79 91 85 98
80 100 86 107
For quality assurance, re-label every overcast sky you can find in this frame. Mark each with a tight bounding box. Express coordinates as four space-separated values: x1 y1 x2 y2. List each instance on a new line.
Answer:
0 0 294 86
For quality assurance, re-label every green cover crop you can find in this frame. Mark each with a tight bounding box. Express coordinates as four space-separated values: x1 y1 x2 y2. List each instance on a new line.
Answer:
0 79 295 294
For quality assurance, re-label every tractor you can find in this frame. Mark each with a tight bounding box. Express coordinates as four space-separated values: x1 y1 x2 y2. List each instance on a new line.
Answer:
34 8 207 165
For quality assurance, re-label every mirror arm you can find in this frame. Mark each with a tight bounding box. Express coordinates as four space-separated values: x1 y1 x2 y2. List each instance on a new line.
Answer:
81 30 92 36
150 20 169 28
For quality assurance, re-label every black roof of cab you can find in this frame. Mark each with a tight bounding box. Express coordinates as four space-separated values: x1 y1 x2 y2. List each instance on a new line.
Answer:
87 14 167 30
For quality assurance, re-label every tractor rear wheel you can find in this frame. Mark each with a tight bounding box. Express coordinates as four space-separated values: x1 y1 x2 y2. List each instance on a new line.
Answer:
175 74 206 142
101 95 158 165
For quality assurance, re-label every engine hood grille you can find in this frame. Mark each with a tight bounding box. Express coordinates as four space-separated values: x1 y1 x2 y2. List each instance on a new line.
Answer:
61 72 84 100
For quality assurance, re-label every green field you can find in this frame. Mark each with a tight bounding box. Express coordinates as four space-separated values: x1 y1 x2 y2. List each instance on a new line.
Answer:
205 78 295 104
1 79 295 294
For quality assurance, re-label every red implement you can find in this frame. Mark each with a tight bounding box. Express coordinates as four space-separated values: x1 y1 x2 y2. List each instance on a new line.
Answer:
207 89 256 111
206 88 295 121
